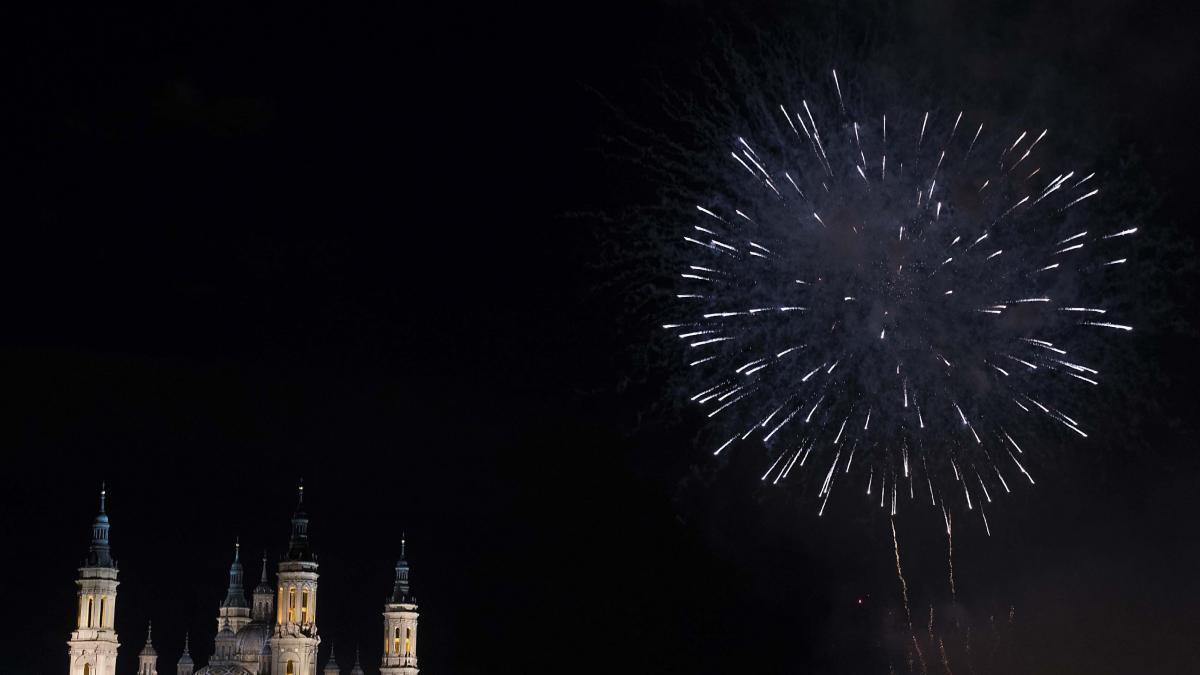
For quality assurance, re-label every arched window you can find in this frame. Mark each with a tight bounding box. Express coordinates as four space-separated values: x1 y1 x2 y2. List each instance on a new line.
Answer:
405 626 413 656
393 626 400 653
277 586 284 624
86 596 94 627
288 586 296 622
286 660 295 675
99 597 106 627
83 664 91 675
301 588 309 623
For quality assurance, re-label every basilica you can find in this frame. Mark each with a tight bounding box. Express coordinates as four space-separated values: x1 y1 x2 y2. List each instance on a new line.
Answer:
66 485 420 675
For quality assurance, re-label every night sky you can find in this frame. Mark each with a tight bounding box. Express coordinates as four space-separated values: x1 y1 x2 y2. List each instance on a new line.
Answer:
3 1 1199 673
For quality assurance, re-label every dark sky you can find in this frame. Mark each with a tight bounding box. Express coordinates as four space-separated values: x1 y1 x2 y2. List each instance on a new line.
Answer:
2 1 1198 673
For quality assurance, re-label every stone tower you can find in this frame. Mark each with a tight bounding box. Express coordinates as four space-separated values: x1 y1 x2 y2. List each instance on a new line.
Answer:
272 482 321 675
379 536 419 675
68 484 121 675
137 622 157 675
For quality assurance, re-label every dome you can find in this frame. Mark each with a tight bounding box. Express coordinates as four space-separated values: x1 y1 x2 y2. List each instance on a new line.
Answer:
235 621 272 656
195 666 253 675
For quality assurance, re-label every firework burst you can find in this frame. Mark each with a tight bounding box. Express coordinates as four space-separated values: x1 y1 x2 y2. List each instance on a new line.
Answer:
661 69 1137 530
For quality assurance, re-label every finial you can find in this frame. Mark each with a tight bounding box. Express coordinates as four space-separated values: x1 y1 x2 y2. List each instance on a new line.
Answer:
298 478 305 505
401 531 407 559
99 481 107 513
261 552 269 580
183 632 189 653
235 537 240 561
146 620 153 644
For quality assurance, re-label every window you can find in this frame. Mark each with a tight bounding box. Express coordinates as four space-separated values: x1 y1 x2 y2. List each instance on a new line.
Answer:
277 586 284 624
301 588 309 623
288 586 296 622
86 596 94 628
405 626 413 656
286 661 294 675
393 626 400 653
99 597 107 627
84 664 90 675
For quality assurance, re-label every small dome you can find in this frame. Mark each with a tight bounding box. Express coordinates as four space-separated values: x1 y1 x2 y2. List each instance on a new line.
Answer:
235 621 272 656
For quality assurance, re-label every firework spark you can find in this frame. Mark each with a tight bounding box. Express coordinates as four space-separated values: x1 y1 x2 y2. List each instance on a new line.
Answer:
663 68 1137 529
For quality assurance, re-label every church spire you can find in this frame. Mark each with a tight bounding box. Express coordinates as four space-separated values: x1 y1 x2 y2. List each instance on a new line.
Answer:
251 550 274 622
87 483 114 568
286 479 313 561
323 645 341 675
177 633 194 675
221 539 248 608
391 533 412 603
137 621 157 675
255 551 271 591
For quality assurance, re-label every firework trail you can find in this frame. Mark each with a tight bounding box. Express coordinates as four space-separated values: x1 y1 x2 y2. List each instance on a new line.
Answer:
947 516 956 602
891 520 912 625
661 67 1138 527
938 638 954 675
891 519 927 675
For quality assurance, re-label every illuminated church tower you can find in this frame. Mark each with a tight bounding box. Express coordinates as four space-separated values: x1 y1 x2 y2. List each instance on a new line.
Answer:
379 536 418 675
68 485 121 675
272 483 321 674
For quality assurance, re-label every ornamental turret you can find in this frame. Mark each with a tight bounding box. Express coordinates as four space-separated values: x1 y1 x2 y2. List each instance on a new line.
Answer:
322 646 340 675
218 540 252 634
137 622 157 675
176 634 194 675
252 552 275 622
